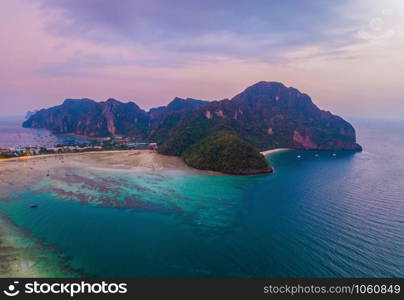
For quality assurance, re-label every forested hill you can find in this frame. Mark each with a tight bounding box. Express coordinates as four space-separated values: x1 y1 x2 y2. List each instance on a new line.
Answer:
23 81 362 174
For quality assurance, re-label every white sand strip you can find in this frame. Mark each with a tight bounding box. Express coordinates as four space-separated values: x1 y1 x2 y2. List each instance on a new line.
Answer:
260 148 291 157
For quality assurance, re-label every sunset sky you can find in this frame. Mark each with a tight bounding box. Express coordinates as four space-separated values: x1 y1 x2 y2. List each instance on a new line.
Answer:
1 0 403 119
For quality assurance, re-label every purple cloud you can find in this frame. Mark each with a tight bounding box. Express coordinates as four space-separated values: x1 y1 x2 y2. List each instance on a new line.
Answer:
38 0 360 61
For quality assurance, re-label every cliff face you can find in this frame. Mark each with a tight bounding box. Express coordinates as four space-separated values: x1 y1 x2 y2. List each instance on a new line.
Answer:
100 99 149 138
23 98 148 138
228 81 360 151
23 81 362 152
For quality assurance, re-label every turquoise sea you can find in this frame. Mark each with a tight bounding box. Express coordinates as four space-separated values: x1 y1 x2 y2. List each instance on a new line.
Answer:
0 118 403 277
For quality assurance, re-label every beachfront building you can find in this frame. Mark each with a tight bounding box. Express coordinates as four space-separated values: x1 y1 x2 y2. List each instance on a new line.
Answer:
27 147 41 155
15 148 27 155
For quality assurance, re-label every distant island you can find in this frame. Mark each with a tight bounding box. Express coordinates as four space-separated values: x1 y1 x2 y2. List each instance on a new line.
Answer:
23 81 362 174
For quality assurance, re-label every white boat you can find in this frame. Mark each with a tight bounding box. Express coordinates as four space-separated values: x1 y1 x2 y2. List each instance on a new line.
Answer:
332 153 337 157
297 154 301 158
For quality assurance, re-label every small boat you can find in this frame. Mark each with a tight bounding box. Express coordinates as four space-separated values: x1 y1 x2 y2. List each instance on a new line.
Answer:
297 154 301 159
332 153 337 157
30 205 38 208
314 154 319 157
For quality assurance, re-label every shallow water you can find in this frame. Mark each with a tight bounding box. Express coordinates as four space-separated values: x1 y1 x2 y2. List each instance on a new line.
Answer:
0 116 90 148
0 118 403 277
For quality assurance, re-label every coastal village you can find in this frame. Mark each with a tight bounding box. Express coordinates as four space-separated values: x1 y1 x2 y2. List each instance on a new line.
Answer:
0 137 158 159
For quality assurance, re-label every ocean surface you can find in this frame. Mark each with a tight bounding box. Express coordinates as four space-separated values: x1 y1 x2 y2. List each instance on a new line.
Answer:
0 117 403 277
0 116 90 148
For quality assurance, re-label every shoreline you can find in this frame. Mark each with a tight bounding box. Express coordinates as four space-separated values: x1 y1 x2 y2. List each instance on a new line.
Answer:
0 148 292 178
260 148 292 174
261 148 292 157
0 150 139 163
0 150 199 177
1 147 293 164
0 150 214 177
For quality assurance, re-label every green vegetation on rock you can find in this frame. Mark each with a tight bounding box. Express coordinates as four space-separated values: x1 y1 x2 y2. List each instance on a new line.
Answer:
23 81 362 174
182 132 272 175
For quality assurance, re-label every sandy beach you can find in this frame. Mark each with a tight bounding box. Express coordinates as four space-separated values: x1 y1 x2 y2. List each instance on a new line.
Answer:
260 148 292 157
0 148 290 193
0 150 193 180
1 150 189 167
0 150 203 208
1 151 183 192
0 148 292 196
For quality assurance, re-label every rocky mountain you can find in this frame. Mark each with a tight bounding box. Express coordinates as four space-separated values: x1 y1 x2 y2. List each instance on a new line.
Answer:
156 82 362 155
23 98 149 138
23 81 362 174
231 82 359 150
24 110 38 120
149 97 208 119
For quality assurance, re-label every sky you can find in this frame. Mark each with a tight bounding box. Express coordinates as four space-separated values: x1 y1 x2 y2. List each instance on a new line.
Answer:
1 0 403 119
